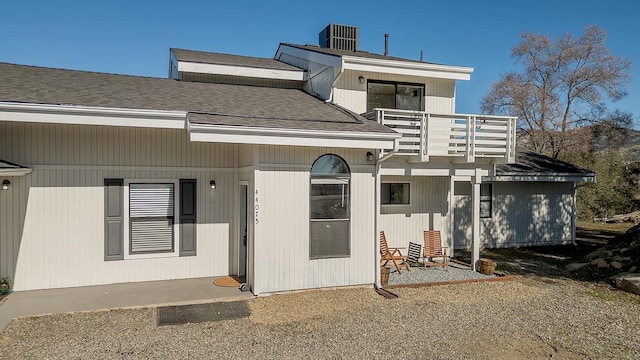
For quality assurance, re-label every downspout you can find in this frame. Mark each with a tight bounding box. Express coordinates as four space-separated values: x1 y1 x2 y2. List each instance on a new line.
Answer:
374 138 400 288
326 58 345 104
376 139 400 164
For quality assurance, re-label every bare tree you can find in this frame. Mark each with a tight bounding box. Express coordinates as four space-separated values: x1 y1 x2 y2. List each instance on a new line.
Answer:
481 25 632 158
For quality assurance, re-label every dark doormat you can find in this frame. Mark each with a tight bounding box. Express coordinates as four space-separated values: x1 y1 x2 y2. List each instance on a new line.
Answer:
157 300 251 326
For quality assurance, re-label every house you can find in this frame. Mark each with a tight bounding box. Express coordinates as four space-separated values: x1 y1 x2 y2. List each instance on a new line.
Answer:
0 24 595 294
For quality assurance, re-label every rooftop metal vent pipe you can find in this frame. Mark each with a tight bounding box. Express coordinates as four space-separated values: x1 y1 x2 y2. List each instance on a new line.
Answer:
384 33 389 56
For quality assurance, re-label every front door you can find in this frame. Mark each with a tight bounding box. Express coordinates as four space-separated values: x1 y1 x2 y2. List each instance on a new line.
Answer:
238 183 248 277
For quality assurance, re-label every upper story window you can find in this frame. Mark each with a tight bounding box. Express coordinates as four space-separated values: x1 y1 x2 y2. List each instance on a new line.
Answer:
366 81 424 112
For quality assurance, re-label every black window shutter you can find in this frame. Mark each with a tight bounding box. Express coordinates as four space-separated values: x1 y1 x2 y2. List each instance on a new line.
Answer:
179 179 197 256
104 179 124 261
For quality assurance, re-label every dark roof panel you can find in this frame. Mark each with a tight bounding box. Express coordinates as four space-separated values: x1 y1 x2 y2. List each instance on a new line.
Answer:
496 148 596 177
0 62 396 135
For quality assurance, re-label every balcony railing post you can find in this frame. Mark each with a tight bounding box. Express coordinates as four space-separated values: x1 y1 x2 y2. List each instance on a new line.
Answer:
467 116 475 163
508 117 517 163
505 117 512 163
421 113 429 162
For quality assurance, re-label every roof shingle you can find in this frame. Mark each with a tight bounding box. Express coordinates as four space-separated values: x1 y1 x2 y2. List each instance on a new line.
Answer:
0 62 395 134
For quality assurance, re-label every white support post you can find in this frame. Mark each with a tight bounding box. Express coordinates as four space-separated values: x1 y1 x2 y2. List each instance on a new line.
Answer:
471 168 482 271
374 161 382 287
449 176 456 258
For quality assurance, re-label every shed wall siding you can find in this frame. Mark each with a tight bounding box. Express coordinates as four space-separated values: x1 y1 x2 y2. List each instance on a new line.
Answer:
253 146 375 294
379 176 451 249
333 71 456 114
454 181 574 249
0 122 235 290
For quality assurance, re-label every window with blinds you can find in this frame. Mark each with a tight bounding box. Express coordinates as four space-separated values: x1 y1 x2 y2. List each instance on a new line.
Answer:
129 183 175 253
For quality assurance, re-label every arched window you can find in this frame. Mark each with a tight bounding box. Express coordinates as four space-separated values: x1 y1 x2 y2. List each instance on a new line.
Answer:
310 154 351 258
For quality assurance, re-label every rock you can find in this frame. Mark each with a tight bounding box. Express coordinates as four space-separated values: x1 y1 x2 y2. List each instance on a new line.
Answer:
613 256 631 263
610 261 623 270
611 273 640 295
630 266 638 273
591 258 608 268
602 211 640 223
585 248 608 262
565 263 589 271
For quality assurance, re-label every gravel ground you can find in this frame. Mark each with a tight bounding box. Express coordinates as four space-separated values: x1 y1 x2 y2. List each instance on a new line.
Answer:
387 262 494 285
0 276 638 359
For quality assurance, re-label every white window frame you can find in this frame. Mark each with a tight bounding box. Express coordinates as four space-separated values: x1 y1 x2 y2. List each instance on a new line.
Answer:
480 183 492 219
123 179 180 259
381 181 412 207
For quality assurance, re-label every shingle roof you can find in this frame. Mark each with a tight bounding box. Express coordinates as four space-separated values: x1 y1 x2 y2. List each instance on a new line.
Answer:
171 48 302 71
496 148 596 177
280 43 439 65
0 62 396 134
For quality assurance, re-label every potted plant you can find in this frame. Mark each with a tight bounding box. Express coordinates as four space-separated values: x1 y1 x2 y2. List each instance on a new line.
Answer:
0 277 11 295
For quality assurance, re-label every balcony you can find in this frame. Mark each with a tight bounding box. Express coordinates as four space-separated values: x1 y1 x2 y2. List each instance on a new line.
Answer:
365 109 517 163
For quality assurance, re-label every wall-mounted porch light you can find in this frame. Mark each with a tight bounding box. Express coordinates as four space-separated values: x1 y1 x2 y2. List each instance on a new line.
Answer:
358 76 365 84
366 151 375 162
209 180 216 190
1 179 10 190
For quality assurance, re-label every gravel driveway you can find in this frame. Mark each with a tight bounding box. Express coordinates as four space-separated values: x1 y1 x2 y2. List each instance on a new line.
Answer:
0 275 638 359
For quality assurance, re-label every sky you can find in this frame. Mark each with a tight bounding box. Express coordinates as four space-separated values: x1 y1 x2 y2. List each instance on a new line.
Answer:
1 0 639 123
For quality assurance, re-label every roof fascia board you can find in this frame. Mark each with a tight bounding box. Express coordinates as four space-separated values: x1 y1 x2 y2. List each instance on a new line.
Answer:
188 123 399 149
177 61 307 81
0 102 187 129
0 168 32 176
343 56 473 80
275 44 343 68
484 175 596 182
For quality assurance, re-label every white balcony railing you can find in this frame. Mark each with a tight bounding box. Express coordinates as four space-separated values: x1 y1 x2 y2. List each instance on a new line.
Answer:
366 109 517 163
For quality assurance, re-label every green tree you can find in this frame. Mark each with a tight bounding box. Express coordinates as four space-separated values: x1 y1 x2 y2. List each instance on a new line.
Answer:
571 150 637 220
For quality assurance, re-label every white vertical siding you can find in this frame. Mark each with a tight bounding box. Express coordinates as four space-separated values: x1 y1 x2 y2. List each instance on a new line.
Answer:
0 122 235 168
0 122 237 291
379 176 451 250
453 181 575 249
253 146 375 294
333 71 456 114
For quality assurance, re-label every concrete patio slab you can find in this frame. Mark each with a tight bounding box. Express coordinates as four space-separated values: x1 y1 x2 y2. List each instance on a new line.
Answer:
0 276 253 332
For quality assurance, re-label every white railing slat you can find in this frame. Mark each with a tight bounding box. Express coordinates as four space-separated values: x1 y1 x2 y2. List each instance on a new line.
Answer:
376 108 516 163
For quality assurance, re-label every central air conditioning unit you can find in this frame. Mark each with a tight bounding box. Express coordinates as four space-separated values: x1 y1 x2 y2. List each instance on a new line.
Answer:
319 24 359 51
